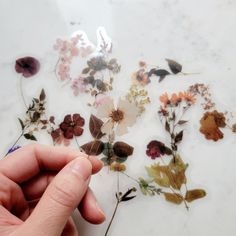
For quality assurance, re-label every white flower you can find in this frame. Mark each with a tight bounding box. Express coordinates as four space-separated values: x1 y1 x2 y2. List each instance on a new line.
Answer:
97 99 139 136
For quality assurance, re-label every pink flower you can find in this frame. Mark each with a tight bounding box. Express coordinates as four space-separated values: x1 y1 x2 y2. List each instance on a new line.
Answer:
58 63 70 80
95 94 113 107
71 78 86 96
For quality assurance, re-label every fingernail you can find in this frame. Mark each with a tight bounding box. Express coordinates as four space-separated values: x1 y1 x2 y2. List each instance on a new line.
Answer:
70 157 92 181
89 155 104 166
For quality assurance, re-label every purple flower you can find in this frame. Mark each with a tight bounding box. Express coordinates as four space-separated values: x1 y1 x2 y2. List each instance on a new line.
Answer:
7 145 21 155
15 57 40 78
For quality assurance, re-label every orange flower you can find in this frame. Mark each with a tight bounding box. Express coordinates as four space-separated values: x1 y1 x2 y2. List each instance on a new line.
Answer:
170 93 180 105
159 92 170 106
179 92 196 104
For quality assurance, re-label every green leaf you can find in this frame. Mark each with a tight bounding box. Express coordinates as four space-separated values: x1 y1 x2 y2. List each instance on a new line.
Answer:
116 156 128 163
100 157 110 166
18 118 25 130
24 133 37 141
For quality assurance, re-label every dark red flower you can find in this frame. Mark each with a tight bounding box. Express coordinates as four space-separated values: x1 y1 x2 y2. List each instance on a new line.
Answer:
59 114 85 139
146 140 172 159
15 57 40 78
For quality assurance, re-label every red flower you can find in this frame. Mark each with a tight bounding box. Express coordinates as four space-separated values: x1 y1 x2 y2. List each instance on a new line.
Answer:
59 114 85 139
15 57 40 78
146 140 172 159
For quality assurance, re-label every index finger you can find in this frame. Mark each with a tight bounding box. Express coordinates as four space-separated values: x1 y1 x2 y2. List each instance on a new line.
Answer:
0 144 103 183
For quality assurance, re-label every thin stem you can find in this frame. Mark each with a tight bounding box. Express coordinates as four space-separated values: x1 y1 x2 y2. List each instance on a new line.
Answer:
104 199 120 236
74 137 81 151
4 131 24 157
19 76 28 110
54 57 60 80
117 172 120 193
121 172 140 184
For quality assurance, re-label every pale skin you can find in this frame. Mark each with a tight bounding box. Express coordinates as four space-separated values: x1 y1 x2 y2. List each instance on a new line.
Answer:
0 144 106 236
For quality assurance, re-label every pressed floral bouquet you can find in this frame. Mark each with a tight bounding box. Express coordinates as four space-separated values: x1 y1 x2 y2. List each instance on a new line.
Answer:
5 28 236 236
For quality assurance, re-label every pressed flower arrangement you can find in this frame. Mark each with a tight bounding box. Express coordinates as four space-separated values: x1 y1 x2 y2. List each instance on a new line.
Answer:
4 29 236 236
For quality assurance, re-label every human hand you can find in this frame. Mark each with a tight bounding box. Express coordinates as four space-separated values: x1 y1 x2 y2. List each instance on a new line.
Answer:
0 144 105 236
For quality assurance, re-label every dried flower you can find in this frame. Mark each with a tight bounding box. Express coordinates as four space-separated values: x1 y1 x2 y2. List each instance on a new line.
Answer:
97 99 139 136
160 91 196 107
200 110 226 141
146 140 172 159
232 124 236 133
110 162 126 172
15 57 40 78
51 128 70 146
7 145 21 155
59 114 85 139
132 69 150 86
71 77 86 96
95 94 113 107
159 92 170 106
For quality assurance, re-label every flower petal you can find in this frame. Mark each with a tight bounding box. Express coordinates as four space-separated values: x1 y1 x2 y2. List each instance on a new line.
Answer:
117 99 139 125
97 99 114 118
116 121 128 136
101 119 114 134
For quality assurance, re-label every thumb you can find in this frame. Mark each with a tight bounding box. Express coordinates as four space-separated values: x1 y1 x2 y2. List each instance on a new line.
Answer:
24 157 92 236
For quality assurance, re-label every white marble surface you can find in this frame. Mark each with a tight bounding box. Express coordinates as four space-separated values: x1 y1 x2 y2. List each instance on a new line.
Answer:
0 0 236 235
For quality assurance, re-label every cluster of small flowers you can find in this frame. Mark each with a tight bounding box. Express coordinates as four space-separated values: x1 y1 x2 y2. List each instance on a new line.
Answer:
53 36 81 81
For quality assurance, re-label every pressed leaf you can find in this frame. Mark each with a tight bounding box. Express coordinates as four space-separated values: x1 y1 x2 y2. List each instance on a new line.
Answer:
146 165 171 188
18 118 25 130
31 112 40 122
109 58 117 64
81 140 104 155
166 59 182 74
149 69 170 82
103 142 114 157
163 192 183 204
178 120 188 125
113 142 134 157
165 121 170 132
82 67 90 74
89 115 104 139
116 156 128 163
33 98 39 103
101 157 110 165
24 133 37 141
185 189 206 202
121 196 136 202
39 89 46 101
175 130 183 143
49 116 55 124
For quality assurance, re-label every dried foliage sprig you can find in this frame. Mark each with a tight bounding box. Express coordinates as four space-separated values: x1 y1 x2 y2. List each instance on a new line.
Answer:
140 91 206 209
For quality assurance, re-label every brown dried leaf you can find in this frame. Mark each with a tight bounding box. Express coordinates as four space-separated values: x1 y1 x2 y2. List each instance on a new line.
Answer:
175 130 183 143
81 140 104 155
82 67 90 74
200 111 225 141
178 120 188 125
39 89 46 101
89 115 104 139
113 141 134 157
185 189 206 202
163 192 183 205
